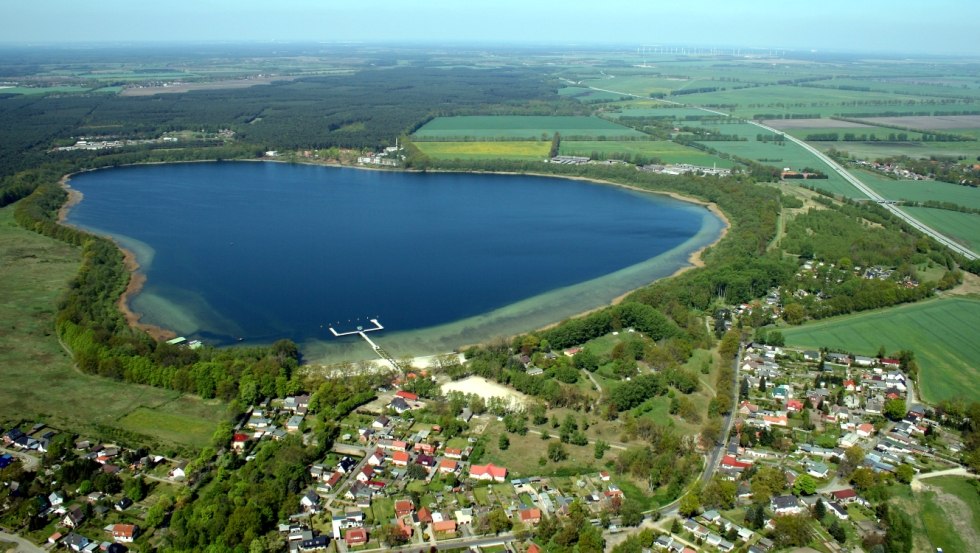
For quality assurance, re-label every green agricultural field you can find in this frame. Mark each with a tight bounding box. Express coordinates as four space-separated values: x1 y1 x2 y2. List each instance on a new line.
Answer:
0 85 95 95
608 106 720 120
559 140 735 167
899 207 980 252
414 140 551 160
856 170 980 210
412 115 647 140
0 205 223 451
782 297 980 403
819 140 980 162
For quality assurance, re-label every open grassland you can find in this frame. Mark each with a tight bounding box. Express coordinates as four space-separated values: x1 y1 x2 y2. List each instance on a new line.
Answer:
0 205 222 451
782 297 980 403
414 140 551 160
856 170 980 210
412 115 647 139
899 207 980 252
559 140 735 167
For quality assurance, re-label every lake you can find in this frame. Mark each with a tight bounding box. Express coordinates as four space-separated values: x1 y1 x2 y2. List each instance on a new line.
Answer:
66 162 723 362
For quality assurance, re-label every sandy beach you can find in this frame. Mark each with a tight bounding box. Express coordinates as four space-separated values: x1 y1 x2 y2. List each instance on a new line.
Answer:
441 376 530 409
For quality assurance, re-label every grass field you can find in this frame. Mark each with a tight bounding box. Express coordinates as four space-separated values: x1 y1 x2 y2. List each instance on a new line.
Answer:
899 207 980 252
891 476 980 553
608 106 717 120
558 140 735 167
782 297 980 403
0 205 223 451
414 140 551 160
412 116 647 140
0 85 95 95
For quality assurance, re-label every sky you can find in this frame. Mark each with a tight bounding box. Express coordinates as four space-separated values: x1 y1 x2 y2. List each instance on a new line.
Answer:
3 0 979 56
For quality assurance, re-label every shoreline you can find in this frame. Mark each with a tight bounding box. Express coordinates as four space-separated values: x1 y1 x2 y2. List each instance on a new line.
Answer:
58 173 177 342
57 158 730 352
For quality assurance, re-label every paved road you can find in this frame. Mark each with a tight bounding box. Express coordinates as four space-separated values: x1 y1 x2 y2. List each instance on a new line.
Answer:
0 531 45 553
0 448 40 472
584 84 979 260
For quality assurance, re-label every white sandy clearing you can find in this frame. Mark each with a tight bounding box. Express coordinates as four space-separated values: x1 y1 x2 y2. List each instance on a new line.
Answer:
441 376 530 409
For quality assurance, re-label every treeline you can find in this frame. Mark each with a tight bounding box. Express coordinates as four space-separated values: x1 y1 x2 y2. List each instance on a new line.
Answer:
902 199 980 214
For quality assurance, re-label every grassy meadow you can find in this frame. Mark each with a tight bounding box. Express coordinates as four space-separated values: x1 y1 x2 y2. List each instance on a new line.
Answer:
856 170 980 209
414 140 551 160
412 115 647 139
0 205 224 452
890 476 980 553
782 297 980 403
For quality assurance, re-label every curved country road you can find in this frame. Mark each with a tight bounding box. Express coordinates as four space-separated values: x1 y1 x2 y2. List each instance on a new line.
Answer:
0 531 45 553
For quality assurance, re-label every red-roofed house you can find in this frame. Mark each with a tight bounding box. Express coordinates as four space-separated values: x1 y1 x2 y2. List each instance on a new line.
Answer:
721 455 752 470
368 448 386 466
881 358 900 369
395 390 418 401
444 447 463 459
763 414 788 427
392 451 410 466
345 527 367 546
528 544 542 553
417 507 433 524
439 459 458 474
414 442 436 455
356 466 375 482
519 508 541 525
231 433 250 452
396 516 414 539
324 471 343 491
856 423 874 438
830 488 859 504
469 463 507 482
390 440 408 452
112 524 139 543
432 520 457 535
394 499 415 517
599 470 610 481
786 399 804 412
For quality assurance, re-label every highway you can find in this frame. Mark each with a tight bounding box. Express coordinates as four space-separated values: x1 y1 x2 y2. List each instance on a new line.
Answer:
583 84 979 261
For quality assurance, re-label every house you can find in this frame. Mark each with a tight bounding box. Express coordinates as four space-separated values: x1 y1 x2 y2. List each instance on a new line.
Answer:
803 350 821 361
169 461 188 480
299 535 330 552
286 415 304 433
372 416 390 430
356 465 375 482
63 533 90 552
63 506 85 528
701 510 721 524
416 454 436 467
721 455 752 470
49 492 64 507
301 489 321 511
853 355 875 367
444 447 464 459
114 497 133 512
839 432 860 448
392 451 410 466
599 470 611 481
469 463 507 482
395 390 419 401
231 433 250 452
806 461 829 478
111 524 139 543
786 399 804 412
414 442 436 456
323 471 343 491
563 347 582 357
345 527 368 547
830 488 859 504
394 499 415 517
519 508 542 525
388 397 412 414
857 423 875 438
763 414 788 427
771 495 804 515
367 449 386 466
337 457 358 473
47 532 63 545
417 507 433 524
828 501 850 520
432 520 457 535
396 516 414 539
439 459 458 474
454 508 474 526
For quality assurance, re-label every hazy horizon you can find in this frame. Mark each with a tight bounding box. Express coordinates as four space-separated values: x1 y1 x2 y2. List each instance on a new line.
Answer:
3 0 979 57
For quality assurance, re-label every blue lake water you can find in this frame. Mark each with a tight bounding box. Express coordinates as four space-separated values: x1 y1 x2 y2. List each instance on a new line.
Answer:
66 162 723 361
